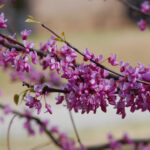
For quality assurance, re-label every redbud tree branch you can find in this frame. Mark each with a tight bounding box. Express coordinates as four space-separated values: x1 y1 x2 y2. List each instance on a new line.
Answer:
0 32 118 81
41 24 150 86
1 30 150 85
120 0 150 17
22 81 69 94
0 103 150 150
0 104 61 148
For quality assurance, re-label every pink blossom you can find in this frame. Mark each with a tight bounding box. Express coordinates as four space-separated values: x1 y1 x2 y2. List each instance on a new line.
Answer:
21 29 32 40
51 126 59 133
4 104 12 115
39 119 49 133
141 1 150 13
23 41 34 53
24 94 42 114
138 19 147 31
108 54 119 66
24 119 35 135
84 48 94 61
45 103 52 114
30 51 37 64
123 133 133 144
0 12 7 29
142 72 150 82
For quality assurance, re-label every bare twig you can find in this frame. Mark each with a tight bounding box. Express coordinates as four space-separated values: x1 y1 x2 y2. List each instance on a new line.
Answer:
68 110 83 147
0 104 61 148
22 81 69 94
31 142 52 150
87 138 150 150
7 115 17 150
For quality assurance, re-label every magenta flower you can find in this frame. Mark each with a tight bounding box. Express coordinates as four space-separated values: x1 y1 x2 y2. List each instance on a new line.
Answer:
56 94 64 104
123 133 133 144
108 134 122 150
24 119 35 136
141 1 150 13
30 51 37 64
24 94 42 114
51 126 59 133
0 13 7 29
39 119 49 133
138 19 147 31
108 54 119 66
45 103 52 114
23 41 34 53
21 29 32 40
142 72 150 82
4 104 12 115
84 48 94 61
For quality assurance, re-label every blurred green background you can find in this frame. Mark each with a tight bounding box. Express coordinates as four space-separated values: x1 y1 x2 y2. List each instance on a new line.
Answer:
1 0 150 150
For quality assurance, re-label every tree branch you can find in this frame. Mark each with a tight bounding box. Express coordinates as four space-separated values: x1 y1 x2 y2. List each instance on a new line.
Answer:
120 0 150 17
0 104 61 148
87 138 150 150
1 103 150 150
41 24 150 86
22 81 69 94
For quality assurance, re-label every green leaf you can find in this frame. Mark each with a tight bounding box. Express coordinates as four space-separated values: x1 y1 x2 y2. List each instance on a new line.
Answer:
54 38 63 42
25 15 40 24
22 90 28 101
61 32 65 37
29 88 35 92
14 94 19 105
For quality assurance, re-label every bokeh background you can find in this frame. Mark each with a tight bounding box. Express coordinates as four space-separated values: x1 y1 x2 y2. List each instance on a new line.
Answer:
1 0 150 150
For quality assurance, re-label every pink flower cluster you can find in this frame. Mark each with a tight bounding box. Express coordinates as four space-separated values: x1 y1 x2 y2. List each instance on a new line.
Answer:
0 12 7 29
23 110 86 150
1 25 150 119
138 1 150 31
108 133 150 150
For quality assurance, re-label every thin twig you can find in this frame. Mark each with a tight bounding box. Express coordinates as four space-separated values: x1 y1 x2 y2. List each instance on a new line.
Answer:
22 81 69 94
87 138 150 150
0 104 61 148
1 32 146 85
7 115 17 150
68 110 83 147
1 104 150 150
41 24 150 86
31 142 52 150
120 0 150 17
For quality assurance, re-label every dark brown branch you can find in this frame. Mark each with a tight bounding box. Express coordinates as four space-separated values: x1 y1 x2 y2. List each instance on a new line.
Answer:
87 138 150 150
1 104 150 150
120 0 150 17
0 33 25 48
22 81 69 94
0 35 46 57
0 104 61 148
1 30 150 85
41 24 122 78
0 32 130 84
41 24 150 86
